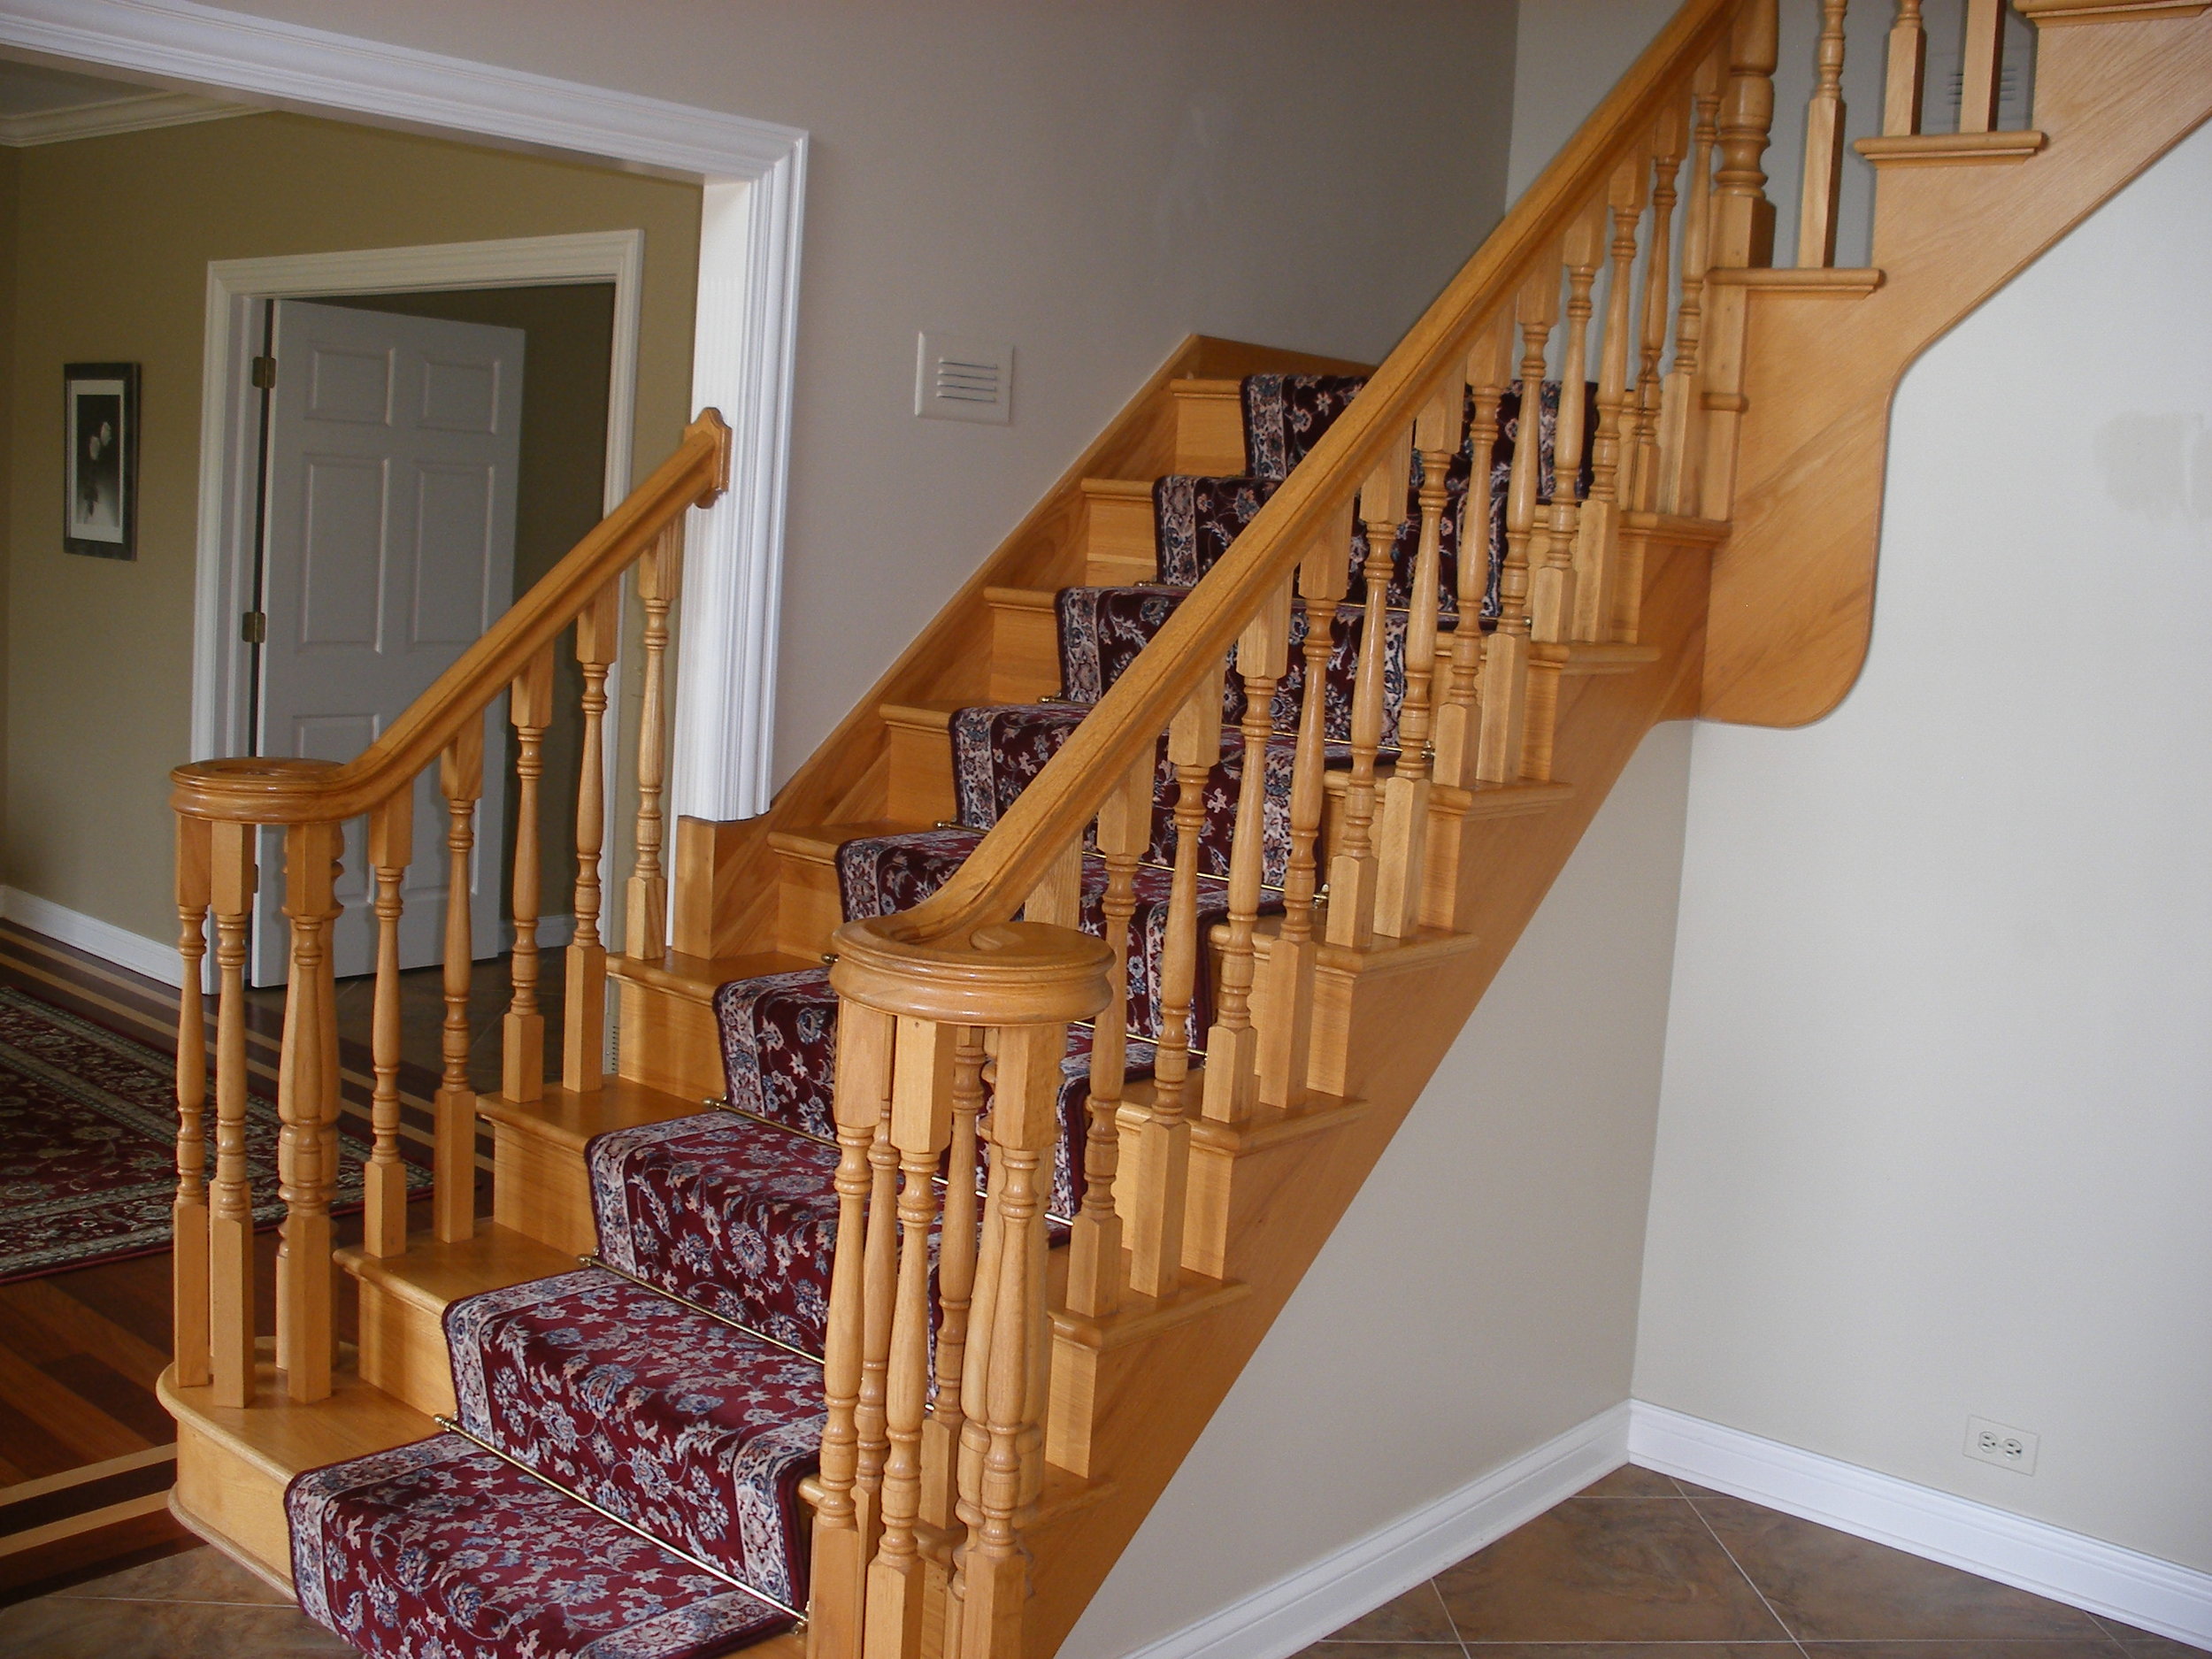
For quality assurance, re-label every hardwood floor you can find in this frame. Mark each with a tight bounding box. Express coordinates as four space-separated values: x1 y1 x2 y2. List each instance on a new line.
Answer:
0 920 524 1605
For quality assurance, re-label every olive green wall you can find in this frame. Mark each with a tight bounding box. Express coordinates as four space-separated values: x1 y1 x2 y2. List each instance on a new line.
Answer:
1 111 698 945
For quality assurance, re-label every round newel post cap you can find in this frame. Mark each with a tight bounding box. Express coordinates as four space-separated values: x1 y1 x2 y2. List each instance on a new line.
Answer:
171 756 342 823
829 915 1112 1028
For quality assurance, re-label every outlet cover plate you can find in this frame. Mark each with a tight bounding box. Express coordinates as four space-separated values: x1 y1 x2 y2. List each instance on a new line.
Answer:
1964 1416 2039 1475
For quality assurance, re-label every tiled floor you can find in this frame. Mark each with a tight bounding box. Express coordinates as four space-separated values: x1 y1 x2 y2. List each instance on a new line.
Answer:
0 1471 2199 1657
1294 1465 2204 1659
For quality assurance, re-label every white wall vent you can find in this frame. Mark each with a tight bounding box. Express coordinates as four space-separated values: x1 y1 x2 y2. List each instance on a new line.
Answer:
916 332 1012 425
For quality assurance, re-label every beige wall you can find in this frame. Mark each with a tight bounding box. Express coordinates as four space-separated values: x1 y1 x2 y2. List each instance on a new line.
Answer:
1 111 697 941
1638 121 2212 1576
0 149 15 851
1069 725 1694 1655
193 0 1521 798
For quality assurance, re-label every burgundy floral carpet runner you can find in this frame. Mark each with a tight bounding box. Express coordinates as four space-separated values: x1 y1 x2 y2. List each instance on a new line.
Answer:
0 983 399 1283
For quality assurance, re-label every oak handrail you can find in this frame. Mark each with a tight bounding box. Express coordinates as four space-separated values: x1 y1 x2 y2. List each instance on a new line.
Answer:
878 0 1742 946
168 410 730 826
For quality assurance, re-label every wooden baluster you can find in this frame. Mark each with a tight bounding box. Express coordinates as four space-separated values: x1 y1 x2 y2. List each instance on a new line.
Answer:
1659 51 1724 517
865 1017 957 1659
947 1123 1003 1659
1532 209 1602 648
503 645 556 1103
1065 753 1153 1316
565 582 618 1093
1800 0 1850 267
956 1022 1062 1659
1324 441 1411 949
1373 388 1460 940
1256 511 1353 1109
1205 574 1293 1108
205 823 257 1408
920 1026 987 1525
1884 0 1926 136
1432 323 1513 793
363 795 412 1258
1699 0 1779 523
627 526 680 963
172 818 213 1390
1130 671 1221 1297
853 1110 899 1622
1577 155 1650 644
1960 0 2002 134
810 1000 894 1659
1478 263 1559 785
1629 104 1687 522
434 720 482 1244
275 821 341 1404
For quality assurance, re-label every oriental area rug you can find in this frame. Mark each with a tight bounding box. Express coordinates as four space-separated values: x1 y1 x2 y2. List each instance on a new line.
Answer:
0 983 403 1284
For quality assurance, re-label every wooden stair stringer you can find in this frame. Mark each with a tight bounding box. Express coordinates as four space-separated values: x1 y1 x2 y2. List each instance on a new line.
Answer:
1702 2 2212 727
1024 530 1710 1654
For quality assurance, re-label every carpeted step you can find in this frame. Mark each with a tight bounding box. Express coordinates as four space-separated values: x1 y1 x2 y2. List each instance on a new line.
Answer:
288 1432 793 1658
832 827 1248 1046
591 1108 841 1355
712 962 1156 1217
1056 586 1409 751
949 703 1315 887
444 1265 823 1609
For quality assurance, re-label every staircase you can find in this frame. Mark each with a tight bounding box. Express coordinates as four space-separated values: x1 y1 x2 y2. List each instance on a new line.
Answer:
156 2 2212 1655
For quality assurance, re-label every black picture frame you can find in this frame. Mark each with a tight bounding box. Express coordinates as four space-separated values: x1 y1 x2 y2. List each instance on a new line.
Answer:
63 361 139 560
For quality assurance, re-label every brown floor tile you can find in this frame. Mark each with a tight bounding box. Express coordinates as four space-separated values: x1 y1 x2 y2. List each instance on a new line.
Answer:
1453 1647 1795 1656
1577 1465 1688 1499
0 1594 351 1657
1296 1646 1463 1659
1801 1645 2130 1658
1327 1579 1459 1642
1693 1495 2111 1642
49 1547 291 1607
1435 1497 1788 1643
1669 1475 1727 1499
2092 1613 2212 1655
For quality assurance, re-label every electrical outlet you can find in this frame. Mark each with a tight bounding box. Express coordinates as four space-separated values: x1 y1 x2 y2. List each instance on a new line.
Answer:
1964 1416 2039 1475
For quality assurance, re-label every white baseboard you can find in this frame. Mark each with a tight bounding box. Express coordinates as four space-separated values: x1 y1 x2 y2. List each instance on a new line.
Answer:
1629 1401 2212 1650
0 887 183 987
1116 1402 1631 1659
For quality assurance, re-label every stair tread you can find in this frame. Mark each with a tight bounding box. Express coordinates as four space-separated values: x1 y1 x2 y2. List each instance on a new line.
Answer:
611 948 816 1002
336 1224 574 1319
478 1077 704 1152
1079 475 1155 497
162 1352 434 1494
879 697 964 728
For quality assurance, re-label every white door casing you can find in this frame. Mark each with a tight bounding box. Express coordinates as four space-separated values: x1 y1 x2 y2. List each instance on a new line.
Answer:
251 299 523 983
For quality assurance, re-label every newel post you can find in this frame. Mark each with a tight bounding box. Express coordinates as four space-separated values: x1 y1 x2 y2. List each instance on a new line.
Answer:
810 914 1110 1659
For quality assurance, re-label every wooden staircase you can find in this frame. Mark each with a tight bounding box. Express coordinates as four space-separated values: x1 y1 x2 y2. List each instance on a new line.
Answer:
155 1 2212 1654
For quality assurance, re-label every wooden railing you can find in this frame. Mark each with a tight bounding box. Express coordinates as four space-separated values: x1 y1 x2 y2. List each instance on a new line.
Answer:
805 4 1825 1655
167 411 729 1411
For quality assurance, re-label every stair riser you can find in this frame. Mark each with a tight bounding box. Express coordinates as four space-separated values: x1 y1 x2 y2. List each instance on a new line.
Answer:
489 1121 598 1256
174 1422 294 1585
985 589 1062 703
1081 483 1158 587
614 978 726 1102
774 845 843 959
355 1280 459 1420
885 718 958 824
1170 380 1246 473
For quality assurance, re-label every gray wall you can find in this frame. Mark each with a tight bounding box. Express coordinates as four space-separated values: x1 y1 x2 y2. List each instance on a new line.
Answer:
199 0 1525 793
1638 119 2212 1578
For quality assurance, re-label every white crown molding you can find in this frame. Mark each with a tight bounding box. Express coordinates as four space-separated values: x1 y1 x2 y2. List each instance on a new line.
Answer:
1102 1404 1630 1659
1 0 808 819
1629 1401 2212 1649
0 88 246 145
0 887 182 987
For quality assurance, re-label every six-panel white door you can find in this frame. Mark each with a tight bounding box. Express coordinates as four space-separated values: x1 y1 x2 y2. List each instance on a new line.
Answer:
251 299 524 984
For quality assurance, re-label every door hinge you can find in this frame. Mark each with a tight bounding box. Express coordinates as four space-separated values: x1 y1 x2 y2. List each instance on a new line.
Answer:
241 610 267 645
250 355 277 391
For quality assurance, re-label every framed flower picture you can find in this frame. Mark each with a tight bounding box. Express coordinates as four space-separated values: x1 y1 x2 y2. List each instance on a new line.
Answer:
64 361 139 559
